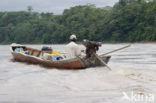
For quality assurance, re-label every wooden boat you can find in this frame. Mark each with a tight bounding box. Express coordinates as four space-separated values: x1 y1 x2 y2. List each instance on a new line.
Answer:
10 43 111 69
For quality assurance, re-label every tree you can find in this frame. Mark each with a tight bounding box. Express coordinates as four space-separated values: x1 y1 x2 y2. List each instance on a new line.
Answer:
27 6 33 12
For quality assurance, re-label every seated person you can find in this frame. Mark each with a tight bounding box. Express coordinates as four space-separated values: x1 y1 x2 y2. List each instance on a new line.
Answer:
66 34 83 59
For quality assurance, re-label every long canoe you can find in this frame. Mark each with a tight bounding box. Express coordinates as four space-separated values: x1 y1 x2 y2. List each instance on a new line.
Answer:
10 43 111 69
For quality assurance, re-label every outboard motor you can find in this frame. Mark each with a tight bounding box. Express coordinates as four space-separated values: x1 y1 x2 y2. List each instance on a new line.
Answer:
83 40 102 58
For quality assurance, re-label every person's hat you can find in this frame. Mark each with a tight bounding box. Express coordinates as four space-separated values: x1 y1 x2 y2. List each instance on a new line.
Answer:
70 34 77 40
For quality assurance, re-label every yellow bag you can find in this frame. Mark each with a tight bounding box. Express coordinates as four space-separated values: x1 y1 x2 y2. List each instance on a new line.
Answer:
50 50 64 56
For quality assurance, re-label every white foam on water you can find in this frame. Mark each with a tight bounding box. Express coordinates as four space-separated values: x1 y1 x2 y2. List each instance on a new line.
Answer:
0 44 156 103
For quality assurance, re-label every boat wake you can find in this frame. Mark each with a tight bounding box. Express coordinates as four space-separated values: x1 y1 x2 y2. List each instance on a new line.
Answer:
0 44 156 103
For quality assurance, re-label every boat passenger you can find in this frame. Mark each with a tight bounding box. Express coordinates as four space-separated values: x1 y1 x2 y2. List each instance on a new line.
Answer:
66 34 82 59
52 54 66 61
57 57 63 60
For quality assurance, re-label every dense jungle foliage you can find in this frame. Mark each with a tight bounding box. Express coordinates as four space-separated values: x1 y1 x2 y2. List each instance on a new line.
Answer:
0 0 156 44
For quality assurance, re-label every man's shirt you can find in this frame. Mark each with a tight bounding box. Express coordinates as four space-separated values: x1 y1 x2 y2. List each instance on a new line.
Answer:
66 41 81 59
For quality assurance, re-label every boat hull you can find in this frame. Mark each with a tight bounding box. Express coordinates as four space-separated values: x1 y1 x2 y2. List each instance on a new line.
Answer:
10 43 111 69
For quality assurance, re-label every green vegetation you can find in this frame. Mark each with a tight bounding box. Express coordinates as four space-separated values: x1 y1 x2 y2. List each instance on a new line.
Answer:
0 0 156 44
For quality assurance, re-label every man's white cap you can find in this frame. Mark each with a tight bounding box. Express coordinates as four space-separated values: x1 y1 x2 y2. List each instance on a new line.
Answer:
70 34 77 40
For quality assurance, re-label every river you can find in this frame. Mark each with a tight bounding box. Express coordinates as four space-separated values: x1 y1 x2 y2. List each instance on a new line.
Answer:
0 43 156 103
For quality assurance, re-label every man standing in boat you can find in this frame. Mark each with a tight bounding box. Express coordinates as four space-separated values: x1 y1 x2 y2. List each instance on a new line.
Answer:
66 34 82 59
